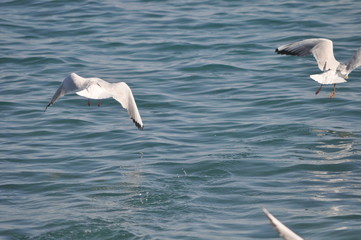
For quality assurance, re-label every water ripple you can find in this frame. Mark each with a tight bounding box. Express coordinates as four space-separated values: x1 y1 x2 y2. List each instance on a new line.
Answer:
1 0 361 239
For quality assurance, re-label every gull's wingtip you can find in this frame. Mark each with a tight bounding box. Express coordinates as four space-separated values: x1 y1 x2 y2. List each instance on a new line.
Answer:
44 102 52 112
262 207 274 222
275 47 291 55
132 118 144 130
262 207 269 215
262 208 304 240
275 48 299 56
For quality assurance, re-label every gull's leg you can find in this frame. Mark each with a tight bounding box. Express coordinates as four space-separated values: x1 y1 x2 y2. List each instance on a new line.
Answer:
88 99 91 106
98 100 101 107
315 84 323 95
330 84 336 99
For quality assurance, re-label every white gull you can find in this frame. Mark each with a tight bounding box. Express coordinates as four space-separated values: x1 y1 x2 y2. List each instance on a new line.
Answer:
276 38 361 98
45 73 144 130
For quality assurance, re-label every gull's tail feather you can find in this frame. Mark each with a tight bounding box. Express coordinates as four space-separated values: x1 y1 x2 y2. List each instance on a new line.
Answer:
310 71 347 84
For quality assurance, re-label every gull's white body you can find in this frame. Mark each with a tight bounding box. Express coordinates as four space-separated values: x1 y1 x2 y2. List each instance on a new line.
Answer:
262 208 304 240
276 38 361 85
45 73 144 129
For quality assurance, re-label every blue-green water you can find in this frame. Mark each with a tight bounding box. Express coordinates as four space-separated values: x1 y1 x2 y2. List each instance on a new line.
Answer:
1 0 361 239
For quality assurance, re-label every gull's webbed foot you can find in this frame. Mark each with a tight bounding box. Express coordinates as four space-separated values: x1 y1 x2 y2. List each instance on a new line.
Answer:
330 84 336 99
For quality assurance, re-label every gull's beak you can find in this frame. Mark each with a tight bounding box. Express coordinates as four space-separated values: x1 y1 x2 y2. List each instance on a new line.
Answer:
345 75 349 79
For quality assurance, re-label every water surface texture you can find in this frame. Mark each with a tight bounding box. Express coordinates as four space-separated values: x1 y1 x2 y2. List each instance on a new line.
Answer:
1 0 361 239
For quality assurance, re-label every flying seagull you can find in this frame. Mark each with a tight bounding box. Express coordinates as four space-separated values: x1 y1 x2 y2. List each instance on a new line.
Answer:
262 208 304 240
45 73 144 130
276 38 361 98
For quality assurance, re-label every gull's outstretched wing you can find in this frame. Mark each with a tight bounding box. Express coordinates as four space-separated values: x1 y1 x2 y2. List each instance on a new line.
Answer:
346 48 361 75
262 208 304 240
96 80 144 130
113 82 144 130
276 38 340 71
45 73 89 111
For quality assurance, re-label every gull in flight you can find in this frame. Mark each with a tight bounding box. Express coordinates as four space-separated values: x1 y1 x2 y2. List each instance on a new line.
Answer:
45 73 144 130
262 208 304 240
276 38 361 98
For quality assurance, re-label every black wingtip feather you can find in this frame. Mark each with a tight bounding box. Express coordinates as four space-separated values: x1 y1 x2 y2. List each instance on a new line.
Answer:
275 48 299 56
132 118 144 130
44 102 52 112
